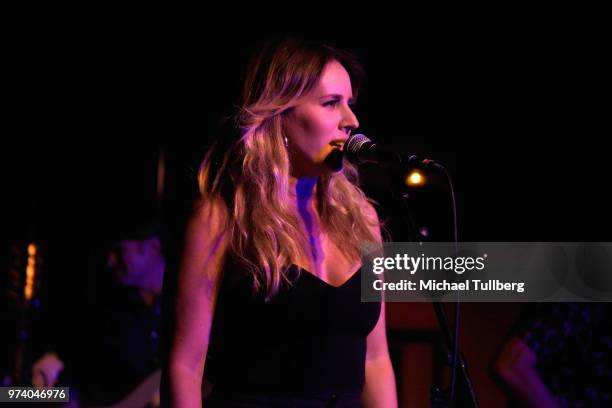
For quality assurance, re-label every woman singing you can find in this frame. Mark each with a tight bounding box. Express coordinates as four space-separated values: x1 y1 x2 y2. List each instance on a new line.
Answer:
168 38 398 407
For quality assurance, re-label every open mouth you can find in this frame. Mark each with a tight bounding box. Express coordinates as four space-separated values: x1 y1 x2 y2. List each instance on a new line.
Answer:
329 139 346 151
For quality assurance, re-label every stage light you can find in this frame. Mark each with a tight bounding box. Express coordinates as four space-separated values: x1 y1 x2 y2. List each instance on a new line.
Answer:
25 243 37 300
406 170 425 186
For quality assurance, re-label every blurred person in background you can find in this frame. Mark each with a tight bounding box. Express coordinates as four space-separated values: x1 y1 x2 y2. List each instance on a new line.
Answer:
31 221 165 407
494 303 612 407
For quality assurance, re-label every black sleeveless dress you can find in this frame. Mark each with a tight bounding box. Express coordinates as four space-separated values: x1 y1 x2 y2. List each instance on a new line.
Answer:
204 256 381 408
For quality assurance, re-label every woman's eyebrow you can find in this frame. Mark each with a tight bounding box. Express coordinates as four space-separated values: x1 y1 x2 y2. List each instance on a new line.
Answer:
319 93 355 103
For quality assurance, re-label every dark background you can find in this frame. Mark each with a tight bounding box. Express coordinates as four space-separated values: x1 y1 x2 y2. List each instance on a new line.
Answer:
3 4 610 404
8 6 609 245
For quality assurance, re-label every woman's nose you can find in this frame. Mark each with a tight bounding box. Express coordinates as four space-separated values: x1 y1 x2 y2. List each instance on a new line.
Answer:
340 104 359 133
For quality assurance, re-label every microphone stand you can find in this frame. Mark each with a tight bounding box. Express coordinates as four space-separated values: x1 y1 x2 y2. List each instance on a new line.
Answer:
430 303 479 408
389 161 479 408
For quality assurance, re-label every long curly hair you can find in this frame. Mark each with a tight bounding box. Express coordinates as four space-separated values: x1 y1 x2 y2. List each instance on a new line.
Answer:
198 38 381 299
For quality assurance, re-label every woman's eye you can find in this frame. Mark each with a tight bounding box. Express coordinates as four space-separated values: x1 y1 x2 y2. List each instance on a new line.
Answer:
323 100 339 107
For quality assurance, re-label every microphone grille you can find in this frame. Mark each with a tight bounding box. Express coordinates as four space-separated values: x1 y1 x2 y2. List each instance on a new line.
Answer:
345 133 371 156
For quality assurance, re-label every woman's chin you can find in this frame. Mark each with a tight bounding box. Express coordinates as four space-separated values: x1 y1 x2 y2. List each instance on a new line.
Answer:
322 148 344 173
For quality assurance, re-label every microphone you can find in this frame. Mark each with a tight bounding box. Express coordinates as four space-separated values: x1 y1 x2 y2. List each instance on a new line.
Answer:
344 133 443 170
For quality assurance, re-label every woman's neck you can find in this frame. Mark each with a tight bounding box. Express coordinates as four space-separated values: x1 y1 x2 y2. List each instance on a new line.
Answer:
289 175 323 263
289 175 318 209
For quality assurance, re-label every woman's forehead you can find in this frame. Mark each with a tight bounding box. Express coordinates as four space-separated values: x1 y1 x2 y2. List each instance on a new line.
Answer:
313 60 354 99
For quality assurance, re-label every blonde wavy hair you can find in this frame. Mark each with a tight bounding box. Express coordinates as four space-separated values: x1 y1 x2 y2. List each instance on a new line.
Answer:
198 38 382 299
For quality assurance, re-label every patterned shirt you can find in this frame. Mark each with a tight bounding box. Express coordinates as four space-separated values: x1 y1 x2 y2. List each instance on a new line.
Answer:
515 303 612 407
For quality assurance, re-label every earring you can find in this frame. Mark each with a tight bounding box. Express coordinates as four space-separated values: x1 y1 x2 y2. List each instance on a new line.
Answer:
284 136 289 148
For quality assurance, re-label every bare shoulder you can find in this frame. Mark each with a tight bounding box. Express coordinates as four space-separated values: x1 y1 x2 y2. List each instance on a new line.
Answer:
362 199 379 222
170 196 231 380
189 196 229 233
180 196 231 284
362 199 382 243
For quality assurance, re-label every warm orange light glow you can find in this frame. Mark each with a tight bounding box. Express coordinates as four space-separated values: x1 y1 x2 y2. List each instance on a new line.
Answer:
25 243 37 300
406 170 425 186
